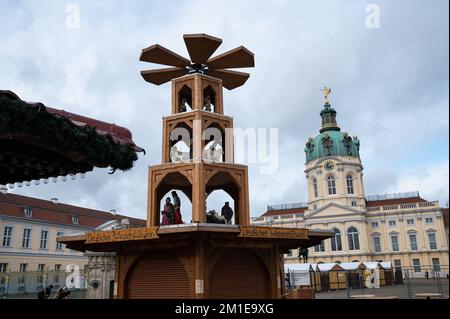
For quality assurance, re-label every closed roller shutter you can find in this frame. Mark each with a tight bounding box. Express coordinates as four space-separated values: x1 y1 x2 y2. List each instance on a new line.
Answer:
126 252 190 299
209 250 269 299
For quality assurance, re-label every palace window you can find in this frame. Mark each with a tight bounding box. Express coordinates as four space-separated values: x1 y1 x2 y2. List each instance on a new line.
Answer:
412 259 421 272
56 232 64 250
428 232 437 250
54 264 62 284
24 206 33 218
37 264 45 284
409 234 418 251
347 227 360 250
371 222 379 228
40 230 48 249
314 241 326 252
346 175 354 194
331 229 342 251
391 235 400 252
2 226 13 247
406 219 415 225
0 263 7 273
389 220 396 227
425 217 433 224
327 176 336 195
18 263 27 286
313 179 319 198
393 259 402 272
22 228 31 248
71 215 79 225
373 236 382 253
432 258 441 272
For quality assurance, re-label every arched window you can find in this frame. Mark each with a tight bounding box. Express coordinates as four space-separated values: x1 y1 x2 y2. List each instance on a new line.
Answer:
313 179 319 198
331 228 342 251
346 175 354 194
327 176 336 195
347 227 360 250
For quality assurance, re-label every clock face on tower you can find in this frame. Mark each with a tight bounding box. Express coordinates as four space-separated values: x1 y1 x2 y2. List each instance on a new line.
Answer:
324 160 334 171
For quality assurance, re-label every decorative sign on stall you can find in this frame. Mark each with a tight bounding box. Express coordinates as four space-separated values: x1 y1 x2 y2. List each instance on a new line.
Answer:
239 226 308 240
86 227 159 244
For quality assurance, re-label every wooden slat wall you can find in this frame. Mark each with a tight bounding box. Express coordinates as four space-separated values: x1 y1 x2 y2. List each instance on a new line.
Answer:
126 252 190 299
209 250 269 299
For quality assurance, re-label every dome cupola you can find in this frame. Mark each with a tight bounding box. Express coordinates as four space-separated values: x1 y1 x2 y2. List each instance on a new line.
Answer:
304 87 360 163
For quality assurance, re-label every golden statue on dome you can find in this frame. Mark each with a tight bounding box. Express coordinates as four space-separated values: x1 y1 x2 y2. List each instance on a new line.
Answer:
321 86 331 104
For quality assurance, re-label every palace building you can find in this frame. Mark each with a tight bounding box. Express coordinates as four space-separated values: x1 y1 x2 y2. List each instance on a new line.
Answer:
0 193 145 274
252 89 449 272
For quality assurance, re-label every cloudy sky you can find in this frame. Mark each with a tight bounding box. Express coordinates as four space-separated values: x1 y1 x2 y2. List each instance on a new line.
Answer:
1 0 448 221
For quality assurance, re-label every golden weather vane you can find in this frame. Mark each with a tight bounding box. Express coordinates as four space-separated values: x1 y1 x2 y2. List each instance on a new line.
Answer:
321 86 331 104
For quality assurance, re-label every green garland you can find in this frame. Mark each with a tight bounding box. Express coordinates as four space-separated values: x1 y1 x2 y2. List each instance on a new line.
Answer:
0 96 140 172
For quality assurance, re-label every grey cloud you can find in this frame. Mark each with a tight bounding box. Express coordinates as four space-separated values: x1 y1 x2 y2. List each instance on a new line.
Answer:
1 0 448 218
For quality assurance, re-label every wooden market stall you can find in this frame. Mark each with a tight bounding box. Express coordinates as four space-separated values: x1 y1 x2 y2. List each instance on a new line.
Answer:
316 263 346 291
380 262 395 286
284 263 316 289
339 262 366 289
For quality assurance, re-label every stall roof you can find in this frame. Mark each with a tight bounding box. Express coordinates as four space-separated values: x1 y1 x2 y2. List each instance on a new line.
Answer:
339 262 366 271
380 262 392 270
363 262 384 270
0 90 144 185
284 263 314 272
316 263 343 272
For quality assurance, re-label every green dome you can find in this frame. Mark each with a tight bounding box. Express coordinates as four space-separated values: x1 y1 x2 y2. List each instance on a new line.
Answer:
304 102 360 163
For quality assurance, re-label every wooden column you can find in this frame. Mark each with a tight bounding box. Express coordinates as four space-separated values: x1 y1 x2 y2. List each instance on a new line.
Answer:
225 118 234 163
194 238 206 299
192 163 206 223
192 115 203 161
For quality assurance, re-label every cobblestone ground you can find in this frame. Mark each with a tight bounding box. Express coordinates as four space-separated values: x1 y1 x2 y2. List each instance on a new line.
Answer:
2 289 87 299
316 279 449 299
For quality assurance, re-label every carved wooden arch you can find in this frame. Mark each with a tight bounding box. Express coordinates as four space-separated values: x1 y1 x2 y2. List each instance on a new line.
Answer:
175 81 194 114
205 168 243 189
167 117 194 130
201 78 222 114
155 169 194 203
164 117 194 163
153 167 194 189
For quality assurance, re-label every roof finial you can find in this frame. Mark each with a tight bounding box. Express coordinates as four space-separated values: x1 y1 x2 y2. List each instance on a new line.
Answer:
321 86 331 104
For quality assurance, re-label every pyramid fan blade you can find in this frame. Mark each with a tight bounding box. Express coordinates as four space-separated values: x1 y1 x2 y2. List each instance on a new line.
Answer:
207 46 255 69
140 44 190 67
183 34 223 64
208 69 250 90
141 67 187 85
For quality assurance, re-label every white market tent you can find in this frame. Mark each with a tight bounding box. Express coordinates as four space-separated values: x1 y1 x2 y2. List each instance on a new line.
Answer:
316 263 343 272
339 262 366 271
363 262 382 270
284 263 315 272
363 262 386 286
380 262 392 269
284 263 315 287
